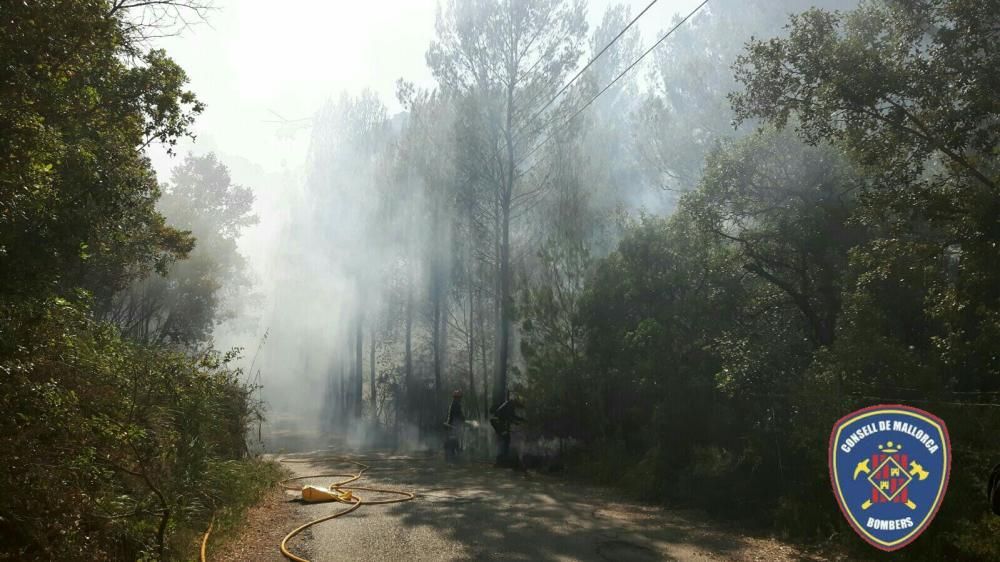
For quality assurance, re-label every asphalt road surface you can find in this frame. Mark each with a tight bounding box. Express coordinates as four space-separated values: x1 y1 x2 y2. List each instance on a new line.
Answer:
263 452 824 562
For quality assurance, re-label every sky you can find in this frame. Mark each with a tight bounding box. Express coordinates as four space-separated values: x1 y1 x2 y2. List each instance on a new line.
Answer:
149 0 705 177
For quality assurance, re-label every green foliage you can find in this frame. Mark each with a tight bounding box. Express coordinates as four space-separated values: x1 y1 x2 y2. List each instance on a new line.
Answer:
0 3 270 560
729 3 1000 553
519 238 592 438
0 1 203 304
427 0 590 409
524 1 998 558
0 298 269 560
105 154 258 347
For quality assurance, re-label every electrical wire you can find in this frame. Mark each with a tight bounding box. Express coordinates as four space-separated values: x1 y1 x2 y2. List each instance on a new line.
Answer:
518 0 709 168
526 0 659 125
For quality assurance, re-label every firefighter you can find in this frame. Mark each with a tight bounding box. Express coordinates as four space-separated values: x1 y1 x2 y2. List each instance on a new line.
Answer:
444 389 465 461
490 394 525 468
447 389 465 426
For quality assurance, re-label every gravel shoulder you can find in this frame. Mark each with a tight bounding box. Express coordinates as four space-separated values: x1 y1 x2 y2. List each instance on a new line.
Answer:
209 484 304 562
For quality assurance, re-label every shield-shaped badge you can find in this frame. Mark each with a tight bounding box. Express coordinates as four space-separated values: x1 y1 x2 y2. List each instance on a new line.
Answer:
829 404 951 551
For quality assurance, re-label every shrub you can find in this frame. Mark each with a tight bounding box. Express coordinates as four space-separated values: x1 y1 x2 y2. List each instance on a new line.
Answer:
0 298 271 560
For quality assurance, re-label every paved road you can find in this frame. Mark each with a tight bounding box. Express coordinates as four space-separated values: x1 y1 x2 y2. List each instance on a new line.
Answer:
273 452 821 562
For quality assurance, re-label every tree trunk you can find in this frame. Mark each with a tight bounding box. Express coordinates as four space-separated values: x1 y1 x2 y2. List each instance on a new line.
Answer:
404 278 413 419
479 289 490 419
369 324 377 421
495 202 512 408
393 379 401 449
432 281 442 397
467 273 477 418
493 78 515 411
491 196 502 414
339 359 348 425
355 314 363 420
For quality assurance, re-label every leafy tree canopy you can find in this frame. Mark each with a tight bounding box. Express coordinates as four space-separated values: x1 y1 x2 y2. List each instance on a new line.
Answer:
0 0 203 302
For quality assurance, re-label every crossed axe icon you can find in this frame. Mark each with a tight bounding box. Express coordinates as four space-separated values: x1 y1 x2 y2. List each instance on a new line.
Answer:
853 458 929 510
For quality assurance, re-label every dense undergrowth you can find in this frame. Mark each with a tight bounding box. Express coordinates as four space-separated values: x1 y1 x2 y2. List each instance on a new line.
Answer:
0 299 280 560
0 2 276 559
517 1 1000 557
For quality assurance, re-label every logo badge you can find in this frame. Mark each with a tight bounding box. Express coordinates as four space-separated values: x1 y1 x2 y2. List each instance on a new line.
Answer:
829 405 951 551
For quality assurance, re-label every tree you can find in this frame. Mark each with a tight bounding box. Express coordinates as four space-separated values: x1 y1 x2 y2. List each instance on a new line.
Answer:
731 0 1000 416
305 90 391 422
0 2 272 559
729 1 1000 553
0 1 202 304
635 0 855 194
578 211 745 489
104 153 257 347
427 0 588 411
687 129 865 350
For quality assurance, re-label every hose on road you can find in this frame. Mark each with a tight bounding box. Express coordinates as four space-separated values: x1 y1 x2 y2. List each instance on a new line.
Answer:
277 457 416 562
198 455 417 562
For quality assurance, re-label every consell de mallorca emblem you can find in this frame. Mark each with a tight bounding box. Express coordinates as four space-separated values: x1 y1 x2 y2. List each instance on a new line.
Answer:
828 404 951 551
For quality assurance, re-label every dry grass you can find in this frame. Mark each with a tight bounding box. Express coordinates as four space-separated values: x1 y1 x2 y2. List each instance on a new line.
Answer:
208 486 303 562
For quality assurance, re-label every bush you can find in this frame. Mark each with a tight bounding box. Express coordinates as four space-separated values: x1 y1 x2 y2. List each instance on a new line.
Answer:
0 298 273 560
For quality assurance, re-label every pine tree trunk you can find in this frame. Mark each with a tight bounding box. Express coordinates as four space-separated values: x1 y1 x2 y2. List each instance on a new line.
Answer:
355 314 363 419
494 119 513 410
479 291 490 419
433 283 442 398
369 324 377 422
467 276 476 418
404 279 413 420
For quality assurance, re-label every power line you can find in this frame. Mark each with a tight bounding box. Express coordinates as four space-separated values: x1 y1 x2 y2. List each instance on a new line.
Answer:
527 0 659 125
518 0 709 168
508 0 660 152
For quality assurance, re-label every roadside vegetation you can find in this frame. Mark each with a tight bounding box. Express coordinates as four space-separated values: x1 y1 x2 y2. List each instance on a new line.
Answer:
517 2 1000 558
0 1 277 559
1 0 997 560
296 1 998 559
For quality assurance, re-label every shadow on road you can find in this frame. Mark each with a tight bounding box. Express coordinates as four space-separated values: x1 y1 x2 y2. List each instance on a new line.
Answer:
285 451 818 561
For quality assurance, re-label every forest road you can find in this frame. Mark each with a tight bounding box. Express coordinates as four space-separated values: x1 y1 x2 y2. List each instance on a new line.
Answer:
228 451 829 562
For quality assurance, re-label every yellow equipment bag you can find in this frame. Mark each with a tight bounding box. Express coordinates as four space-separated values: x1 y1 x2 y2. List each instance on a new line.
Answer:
301 485 354 503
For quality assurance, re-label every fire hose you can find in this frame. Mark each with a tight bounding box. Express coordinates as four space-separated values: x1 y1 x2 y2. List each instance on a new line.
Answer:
199 456 416 562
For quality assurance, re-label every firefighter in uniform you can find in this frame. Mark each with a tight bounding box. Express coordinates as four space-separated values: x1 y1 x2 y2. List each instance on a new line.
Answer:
490 394 525 468
444 389 465 461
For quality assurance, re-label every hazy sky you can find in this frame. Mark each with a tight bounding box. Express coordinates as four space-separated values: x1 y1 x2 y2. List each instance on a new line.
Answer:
147 0 705 367
150 0 704 177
